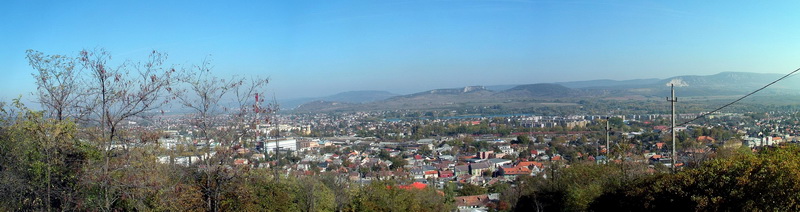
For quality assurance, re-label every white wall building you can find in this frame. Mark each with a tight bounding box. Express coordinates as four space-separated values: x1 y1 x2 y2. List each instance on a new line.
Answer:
265 139 297 152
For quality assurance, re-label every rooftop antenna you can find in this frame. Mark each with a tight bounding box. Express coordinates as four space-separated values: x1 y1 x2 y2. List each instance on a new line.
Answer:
667 84 678 173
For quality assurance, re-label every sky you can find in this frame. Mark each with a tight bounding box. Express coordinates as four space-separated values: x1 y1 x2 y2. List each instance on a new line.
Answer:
3 0 800 101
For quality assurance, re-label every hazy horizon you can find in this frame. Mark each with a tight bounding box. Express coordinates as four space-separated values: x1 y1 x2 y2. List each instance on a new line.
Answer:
3 1 800 101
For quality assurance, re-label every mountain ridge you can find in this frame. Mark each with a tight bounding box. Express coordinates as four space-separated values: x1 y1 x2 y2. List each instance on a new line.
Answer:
290 72 800 112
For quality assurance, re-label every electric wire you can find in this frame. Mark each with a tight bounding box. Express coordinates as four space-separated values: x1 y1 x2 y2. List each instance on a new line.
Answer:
677 68 800 126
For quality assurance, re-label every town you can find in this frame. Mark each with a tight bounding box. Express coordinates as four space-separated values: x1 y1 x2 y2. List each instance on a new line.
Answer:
144 106 800 211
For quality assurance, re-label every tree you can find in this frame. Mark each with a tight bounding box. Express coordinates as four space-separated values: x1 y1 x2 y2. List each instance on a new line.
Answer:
297 177 335 212
514 162 622 211
591 146 800 211
516 135 531 145
551 136 567 147
536 135 545 144
251 174 298 211
389 156 408 170
419 144 433 156
171 59 269 211
319 173 356 211
458 183 488 196
352 181 452 211
488 182 510 193
110 146 204 211
76 48 175 211
608 117 624 128
26 50 83 121
0 100 99 211
378 149 391 160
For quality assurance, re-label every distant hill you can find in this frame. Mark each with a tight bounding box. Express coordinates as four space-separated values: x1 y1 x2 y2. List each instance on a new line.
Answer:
555 72 800 97
485 84 520 91
320 90 398 103
555 78 661 89
631 72 800 97
289 72 800 113
399 86 492 98
356 86 496 111
495 83 579 98
293 100 357 112
656 72 800 95
281 90 398 109
293 84 585 113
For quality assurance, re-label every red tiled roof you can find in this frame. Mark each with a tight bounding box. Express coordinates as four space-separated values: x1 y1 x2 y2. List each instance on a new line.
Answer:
517 161 543 169
233 158 248 165
502 166 531 175
697 136 716 143
395 182 427 190
455 194 491 207
685 148 707 153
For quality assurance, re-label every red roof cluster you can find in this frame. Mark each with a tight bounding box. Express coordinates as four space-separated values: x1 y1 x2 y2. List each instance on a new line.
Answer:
392 182 428 190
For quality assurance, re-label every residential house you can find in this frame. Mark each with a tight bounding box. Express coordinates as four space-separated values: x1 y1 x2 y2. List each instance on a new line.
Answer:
297 139 320 151
433 161 453 170
438 155 455 161
436 144 453 154
439 170 454 178
454 165 470 176
377 170 394 180
455 194 492 211
411 167 425 179
487 158 512 169
424 170 439 179
500 165 531 180
517 161 544 175
470 162 491 176
417 138 435 147
498 145 515 155
348 172 360 181
477 151 494 159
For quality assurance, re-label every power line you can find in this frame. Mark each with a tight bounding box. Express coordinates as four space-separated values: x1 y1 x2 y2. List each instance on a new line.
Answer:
678 68 800 126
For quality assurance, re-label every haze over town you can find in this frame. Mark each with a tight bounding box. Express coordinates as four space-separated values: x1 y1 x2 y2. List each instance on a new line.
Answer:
3 1 800 101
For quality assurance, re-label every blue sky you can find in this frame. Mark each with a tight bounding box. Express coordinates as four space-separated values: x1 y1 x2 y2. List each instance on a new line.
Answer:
2 0 800 101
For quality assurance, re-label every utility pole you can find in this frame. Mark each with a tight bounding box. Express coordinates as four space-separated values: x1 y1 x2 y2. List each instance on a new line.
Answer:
272 96 281 183
606 116 610 160
255 93 260 151
667 84 678 173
